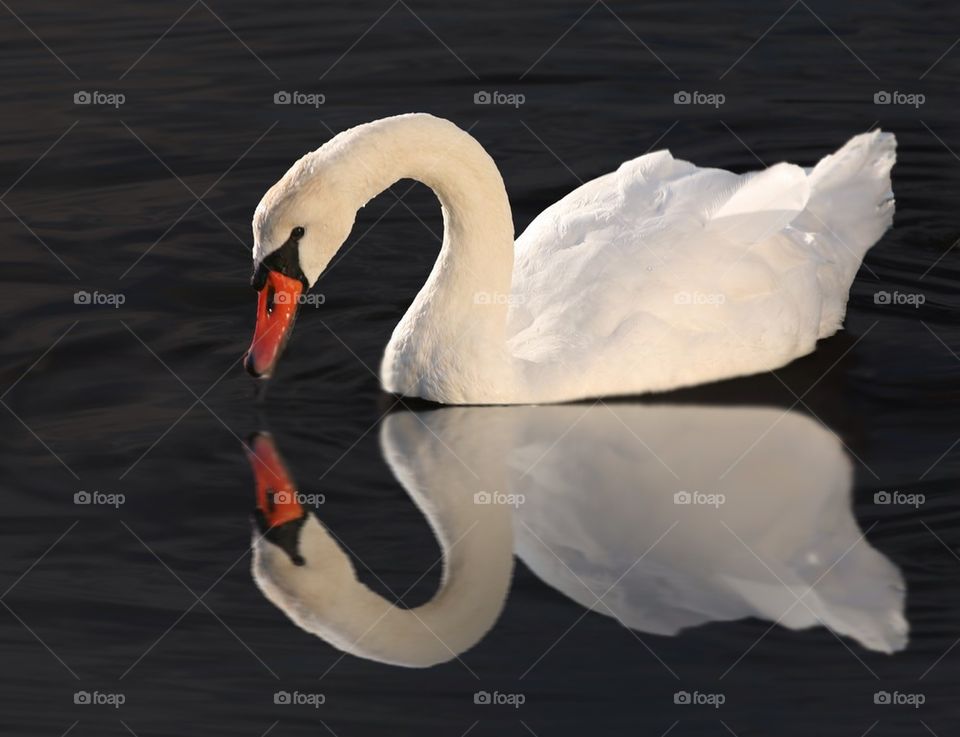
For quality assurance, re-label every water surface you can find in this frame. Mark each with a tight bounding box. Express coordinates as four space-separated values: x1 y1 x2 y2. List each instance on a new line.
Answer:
1 1 959 734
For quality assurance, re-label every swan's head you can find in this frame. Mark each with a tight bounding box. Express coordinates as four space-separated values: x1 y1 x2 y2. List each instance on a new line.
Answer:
245 432 357 612
245 432 309 565
244 432 390 659
244 159 357 379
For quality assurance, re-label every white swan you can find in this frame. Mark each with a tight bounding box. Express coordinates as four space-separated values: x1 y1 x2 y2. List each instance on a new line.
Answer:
247 403 906 667
244 114 896 404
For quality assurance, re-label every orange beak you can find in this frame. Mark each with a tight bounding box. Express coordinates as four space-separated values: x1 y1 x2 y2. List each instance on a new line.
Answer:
245 433 305 529
244 270 303 378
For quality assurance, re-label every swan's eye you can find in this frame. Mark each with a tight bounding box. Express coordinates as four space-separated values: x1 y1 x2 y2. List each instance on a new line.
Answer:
290 226 305 241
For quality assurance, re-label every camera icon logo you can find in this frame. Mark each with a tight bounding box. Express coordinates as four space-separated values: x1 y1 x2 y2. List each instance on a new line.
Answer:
873 491 891 505
874 690 891 704
273 490 293 505
274 91 292 105
74 690 91 704
274 690 291 705
74 491 91 505
674 690 691 704
673 491 691 505
74 91 91 105
474 91 491 105
473 491 492 505
74 290 91 304
874 290 891 304
874 91 891 105
674 91 691 104
474 690 491 704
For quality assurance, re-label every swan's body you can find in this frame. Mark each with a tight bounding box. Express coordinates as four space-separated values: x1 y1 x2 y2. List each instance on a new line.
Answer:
248 403 906 667
503 404 906 654
247 114 896 404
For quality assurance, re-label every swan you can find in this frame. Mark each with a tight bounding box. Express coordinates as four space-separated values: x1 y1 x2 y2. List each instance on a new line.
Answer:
243 114 896 405
246 403 906 668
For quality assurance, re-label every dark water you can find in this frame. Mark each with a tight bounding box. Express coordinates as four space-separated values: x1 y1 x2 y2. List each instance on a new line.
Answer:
2 0 960 734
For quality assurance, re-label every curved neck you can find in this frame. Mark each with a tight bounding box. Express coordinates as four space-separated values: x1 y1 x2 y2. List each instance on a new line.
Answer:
325 115 516 401
252 408 514 667
255 503 512 667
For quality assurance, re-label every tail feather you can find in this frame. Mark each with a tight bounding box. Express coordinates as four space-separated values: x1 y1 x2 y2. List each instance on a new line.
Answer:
795 130 896 337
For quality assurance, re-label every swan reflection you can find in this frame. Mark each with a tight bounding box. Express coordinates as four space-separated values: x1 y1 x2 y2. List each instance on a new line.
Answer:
247 403 906 667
